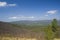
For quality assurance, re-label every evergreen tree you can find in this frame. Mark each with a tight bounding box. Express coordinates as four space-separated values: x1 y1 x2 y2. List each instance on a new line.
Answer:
51 19 57 33
45 19 58 40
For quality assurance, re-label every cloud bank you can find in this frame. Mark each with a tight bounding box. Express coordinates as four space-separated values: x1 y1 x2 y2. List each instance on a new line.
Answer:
8 16 35 20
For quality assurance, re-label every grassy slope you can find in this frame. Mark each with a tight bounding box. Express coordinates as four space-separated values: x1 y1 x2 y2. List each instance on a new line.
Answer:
0 21 45 38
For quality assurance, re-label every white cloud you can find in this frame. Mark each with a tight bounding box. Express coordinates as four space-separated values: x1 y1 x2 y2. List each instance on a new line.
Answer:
8 16 35 20
0 2 7 7
21 16 34 18
47 10 57 14
8 4 16 6
8 17 17 19
0 2 16 7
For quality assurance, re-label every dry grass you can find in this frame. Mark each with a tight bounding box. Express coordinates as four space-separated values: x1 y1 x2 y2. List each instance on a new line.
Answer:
54 38 60 40
0 36 37 40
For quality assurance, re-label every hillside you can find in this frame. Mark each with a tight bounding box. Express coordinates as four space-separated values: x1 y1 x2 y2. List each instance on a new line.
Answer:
0 21 45 38
0 21 31 37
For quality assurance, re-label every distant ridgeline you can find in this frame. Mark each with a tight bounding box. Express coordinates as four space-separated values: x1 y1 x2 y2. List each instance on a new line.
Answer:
10 20 60 26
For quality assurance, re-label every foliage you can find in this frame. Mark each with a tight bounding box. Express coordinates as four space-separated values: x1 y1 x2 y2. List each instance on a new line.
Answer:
51 19 58 33
45 19 58 40
45 25 54 40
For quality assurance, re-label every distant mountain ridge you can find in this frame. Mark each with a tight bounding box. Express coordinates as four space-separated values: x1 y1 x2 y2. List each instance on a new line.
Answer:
10 20 60 26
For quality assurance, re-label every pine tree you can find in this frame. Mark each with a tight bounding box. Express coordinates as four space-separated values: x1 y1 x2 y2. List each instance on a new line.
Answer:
45 19 58 40
51 19 57 33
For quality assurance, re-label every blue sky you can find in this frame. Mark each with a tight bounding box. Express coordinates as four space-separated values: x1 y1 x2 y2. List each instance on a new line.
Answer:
0 0 60 22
